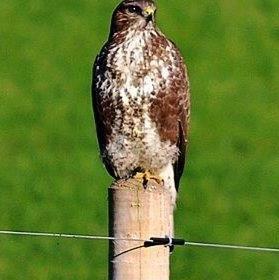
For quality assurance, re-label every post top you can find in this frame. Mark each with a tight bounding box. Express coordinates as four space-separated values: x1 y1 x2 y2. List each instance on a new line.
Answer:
110 178 166 193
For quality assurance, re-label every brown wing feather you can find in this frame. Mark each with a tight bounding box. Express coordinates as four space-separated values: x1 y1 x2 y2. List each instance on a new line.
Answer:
173 121 186 190
173 60 190 191
92 52 118 179
149 39 190 191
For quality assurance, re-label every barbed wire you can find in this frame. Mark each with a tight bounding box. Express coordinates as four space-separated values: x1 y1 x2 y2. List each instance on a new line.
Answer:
0 230 278 253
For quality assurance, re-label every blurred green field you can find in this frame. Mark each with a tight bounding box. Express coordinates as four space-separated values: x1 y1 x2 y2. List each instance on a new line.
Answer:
0 0 278 279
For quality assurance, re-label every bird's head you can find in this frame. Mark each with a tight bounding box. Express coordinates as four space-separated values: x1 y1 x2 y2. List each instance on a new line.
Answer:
110 0 157 36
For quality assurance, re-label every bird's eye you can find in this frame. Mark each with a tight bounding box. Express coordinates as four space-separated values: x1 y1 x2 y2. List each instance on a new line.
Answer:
127 6 142 15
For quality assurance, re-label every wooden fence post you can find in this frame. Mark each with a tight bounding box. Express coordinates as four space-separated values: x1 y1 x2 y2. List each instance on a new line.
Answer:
108 178 173 280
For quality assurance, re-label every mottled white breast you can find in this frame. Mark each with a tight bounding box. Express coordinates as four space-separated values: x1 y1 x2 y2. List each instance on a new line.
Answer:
100 28 179 178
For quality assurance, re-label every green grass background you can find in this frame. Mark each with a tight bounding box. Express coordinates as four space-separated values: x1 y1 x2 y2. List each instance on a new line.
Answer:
0 0 278 279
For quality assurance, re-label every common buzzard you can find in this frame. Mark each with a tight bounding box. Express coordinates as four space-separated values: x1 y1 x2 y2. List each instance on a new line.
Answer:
92 0 190 205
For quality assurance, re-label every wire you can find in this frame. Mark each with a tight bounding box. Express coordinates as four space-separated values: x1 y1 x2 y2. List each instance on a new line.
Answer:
185 241 279 253
146 237 279 253
0 230 145 242
0 230 278 253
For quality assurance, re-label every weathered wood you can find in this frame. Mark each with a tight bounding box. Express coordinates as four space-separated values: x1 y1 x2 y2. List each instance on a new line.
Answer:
108 178 173 280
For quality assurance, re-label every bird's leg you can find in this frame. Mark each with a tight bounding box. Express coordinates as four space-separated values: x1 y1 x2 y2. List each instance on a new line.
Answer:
134 171 163 188
145 172 164 185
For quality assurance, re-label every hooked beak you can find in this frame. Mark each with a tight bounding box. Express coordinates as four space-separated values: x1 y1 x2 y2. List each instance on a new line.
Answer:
143 6 155 21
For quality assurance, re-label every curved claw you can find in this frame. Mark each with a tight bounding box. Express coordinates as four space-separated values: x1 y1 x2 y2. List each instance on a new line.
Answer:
134 171 163 188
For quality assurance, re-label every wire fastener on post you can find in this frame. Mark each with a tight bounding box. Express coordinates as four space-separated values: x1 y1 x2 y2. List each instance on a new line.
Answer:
144 237 185 247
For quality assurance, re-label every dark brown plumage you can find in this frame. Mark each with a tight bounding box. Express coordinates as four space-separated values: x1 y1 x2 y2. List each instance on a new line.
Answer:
92 0 190 203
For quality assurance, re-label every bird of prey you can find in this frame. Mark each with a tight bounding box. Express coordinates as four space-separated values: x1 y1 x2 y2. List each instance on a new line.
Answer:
92 0 190 205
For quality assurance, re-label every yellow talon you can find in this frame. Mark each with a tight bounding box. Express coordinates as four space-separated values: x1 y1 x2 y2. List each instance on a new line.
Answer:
134 171 163 186
134 172 145 181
